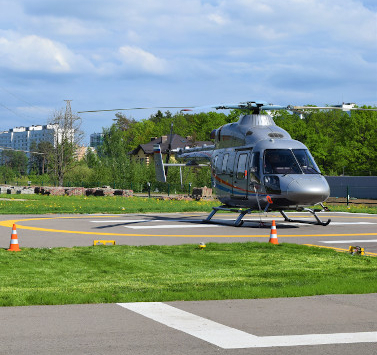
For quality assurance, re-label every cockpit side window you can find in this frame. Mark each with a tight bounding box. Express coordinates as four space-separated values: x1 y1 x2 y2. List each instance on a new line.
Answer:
264 149 301 174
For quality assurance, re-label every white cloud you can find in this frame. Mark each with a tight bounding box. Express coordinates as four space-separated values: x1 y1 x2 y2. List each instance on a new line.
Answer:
207 13 228 25
118 46 169 75
193 0 377 47
0 33 93 73
0 0 375 136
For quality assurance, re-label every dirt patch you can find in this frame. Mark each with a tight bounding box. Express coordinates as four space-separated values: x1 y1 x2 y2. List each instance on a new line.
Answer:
326 197 377 207
0 198 28 201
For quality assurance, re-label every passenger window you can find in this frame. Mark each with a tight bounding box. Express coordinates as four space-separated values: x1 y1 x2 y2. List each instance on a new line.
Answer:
236 154 248 180
222 154 229 173
216 155 223 174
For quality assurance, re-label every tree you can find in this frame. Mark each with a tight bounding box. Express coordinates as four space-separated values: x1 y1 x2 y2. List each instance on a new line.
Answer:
0 165 17 182
273 108 377 175
28 141 39 173
48 101 83 186
28 140 53 175
37 141 54 175
114 112 136 131
0 149 28 176
98 124 132 186
84 148 99 169
64 161 94 186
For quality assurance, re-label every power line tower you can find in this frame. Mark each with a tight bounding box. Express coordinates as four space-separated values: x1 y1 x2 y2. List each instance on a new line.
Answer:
64 99 73 128
62 100 74 143
48 100 83 186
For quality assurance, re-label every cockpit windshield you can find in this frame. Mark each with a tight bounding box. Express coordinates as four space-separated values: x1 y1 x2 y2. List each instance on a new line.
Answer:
264 149 320 175
292 149 320 174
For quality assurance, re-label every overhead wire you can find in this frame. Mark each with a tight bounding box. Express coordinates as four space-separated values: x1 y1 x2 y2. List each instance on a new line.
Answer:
0 86 46 124
0 87 39 109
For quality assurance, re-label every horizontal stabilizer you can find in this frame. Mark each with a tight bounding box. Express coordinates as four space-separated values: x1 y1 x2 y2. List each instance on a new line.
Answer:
153 144 166 183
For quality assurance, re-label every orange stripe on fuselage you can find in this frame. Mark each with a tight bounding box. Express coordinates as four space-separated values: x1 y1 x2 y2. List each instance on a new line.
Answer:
214 174 272 196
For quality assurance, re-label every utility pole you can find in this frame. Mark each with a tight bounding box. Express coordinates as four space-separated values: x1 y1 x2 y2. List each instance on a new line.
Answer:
64 100 73 135
64 99 72 114
63 100 76 145
48 100 83 186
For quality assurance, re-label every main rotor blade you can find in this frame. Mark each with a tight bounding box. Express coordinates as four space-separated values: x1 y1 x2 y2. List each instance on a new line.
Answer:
78 106 194 113
180 101 274 111
289 106 377 112
78 102 377 114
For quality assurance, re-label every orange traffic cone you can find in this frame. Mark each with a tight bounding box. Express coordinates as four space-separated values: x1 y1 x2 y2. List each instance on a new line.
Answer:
269 220 279 245
8 224 21 251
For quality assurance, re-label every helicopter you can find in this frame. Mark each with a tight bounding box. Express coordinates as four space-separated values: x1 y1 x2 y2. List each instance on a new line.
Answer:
151 101 377 227
79 100 377 227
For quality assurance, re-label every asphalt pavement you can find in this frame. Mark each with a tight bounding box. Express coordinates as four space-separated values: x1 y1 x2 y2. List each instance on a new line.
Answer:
1 211 376 354
0 211 376 254
0 294 376 355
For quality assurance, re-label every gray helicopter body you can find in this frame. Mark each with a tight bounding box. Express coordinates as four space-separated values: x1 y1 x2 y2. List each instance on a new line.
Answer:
176 113 330 212
79 100 377 226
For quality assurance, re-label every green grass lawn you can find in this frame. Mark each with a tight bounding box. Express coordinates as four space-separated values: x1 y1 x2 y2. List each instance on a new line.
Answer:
1 194 377 214
0 195 376 307
0 242 376 307
0 194 218 214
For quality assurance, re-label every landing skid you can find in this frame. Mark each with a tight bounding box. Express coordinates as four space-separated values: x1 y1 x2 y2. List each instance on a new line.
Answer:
280 209 331 226
204 205 331 227
204 205 254 227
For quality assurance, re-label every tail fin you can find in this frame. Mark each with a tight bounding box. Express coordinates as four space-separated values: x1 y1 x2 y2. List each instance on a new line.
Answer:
153 144 166 183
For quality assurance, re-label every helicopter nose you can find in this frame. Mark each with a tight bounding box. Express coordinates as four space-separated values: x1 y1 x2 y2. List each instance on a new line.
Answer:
286 176 330 204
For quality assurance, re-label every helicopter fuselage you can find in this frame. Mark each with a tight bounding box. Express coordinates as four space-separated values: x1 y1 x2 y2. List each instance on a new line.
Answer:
176 113 330 211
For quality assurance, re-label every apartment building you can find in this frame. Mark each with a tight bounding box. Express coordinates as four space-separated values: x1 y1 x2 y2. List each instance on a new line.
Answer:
89 132 104 150
0 124 72 155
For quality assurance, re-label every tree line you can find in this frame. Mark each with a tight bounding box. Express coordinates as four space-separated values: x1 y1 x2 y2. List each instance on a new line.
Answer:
273 108 377 176
0 106 376 188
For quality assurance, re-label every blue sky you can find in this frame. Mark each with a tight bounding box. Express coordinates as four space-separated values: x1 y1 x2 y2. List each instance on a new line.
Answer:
0 0 376 143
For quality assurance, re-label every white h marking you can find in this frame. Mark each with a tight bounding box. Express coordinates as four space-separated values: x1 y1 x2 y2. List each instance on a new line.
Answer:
118 302 377 349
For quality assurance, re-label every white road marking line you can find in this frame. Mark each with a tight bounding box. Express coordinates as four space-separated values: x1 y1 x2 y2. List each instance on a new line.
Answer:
90 220 148 223
118 302 377 349
91 219 376 226
118 302 257 349
125 224 219 229
90 219 202 223
322 240 377 244
327 222 377 225
326 211 377 216
245 221 377 226
241 220 363 227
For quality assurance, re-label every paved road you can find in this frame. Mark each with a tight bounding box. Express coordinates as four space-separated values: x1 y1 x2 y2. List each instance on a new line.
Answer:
0 212 376 254
1 212 376 354
0 294 376 355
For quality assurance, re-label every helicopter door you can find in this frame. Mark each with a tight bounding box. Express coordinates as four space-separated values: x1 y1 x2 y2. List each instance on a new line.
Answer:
249 151 262 193
232 152 249 199
216 153 230 199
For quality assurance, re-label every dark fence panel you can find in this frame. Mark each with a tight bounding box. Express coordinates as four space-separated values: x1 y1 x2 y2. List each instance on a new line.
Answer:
325 176 377 199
